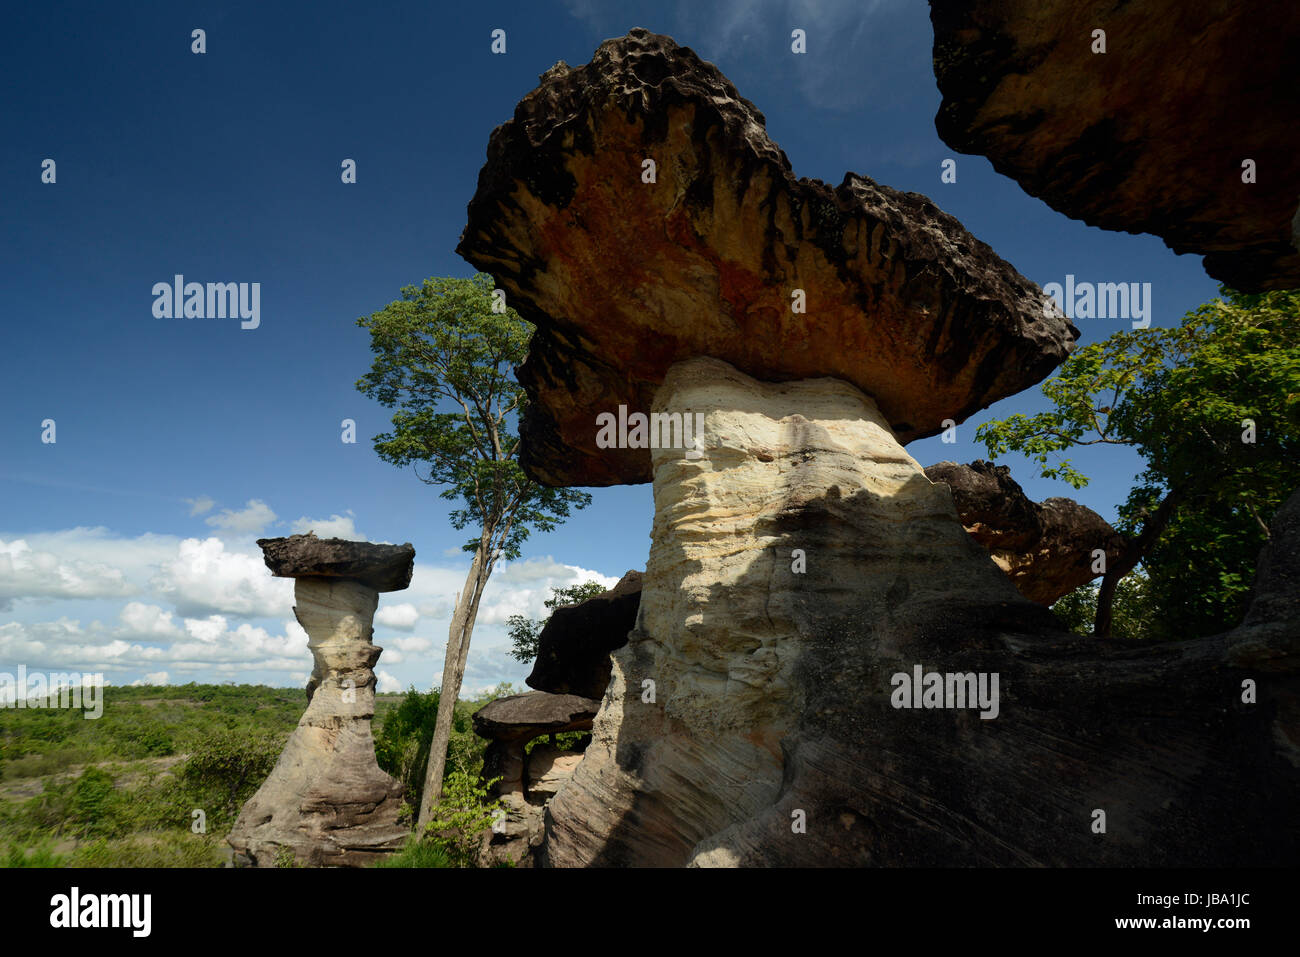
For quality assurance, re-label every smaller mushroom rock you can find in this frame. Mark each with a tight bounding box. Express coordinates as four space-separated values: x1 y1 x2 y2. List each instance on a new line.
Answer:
526 570 643 700
925 460 1125 606
227 535 414 867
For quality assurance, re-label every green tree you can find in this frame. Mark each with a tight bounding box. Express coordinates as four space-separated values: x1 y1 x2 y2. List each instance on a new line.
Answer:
1050 568 1152 641
978 288 1299 637
178 729 282 827
506 580 608 664
356 273 591 829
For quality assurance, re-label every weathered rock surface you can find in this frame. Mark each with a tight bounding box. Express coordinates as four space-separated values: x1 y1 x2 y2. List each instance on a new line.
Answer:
541 360 1299 867
473 692 598 868
925 460 1125 605
527 570 643 699
228 538 411 867
930 0 1300 291
458 27 1077 486
256 532 415 591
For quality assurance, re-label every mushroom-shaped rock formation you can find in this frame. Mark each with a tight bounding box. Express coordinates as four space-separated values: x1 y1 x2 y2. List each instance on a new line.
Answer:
465 31 1299 867
527 570 643 700
227 534 414 867
929 0 1300 291
458 27 1077 487
925 460 1125 605
472 692 599 868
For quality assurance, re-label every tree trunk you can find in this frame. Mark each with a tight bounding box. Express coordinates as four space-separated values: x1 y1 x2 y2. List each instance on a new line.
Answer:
416 539 494 829
1093 487 1183 637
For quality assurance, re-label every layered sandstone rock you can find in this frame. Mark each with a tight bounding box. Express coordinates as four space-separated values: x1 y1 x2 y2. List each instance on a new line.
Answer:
925 460 1125 605
227 536 414 867
543 361 1299 866
527 569 643 700
464 30 1299 867
458 27 1076 486
930 0 1300 290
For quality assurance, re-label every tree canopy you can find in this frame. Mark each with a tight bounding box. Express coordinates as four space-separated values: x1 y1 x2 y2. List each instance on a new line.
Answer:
979 287 1299 638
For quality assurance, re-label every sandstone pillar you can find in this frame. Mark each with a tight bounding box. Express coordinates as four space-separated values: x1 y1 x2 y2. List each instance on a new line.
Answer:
228 534 414 867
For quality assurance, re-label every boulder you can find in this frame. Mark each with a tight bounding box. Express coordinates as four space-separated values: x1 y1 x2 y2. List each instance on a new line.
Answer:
458 27 1077 486
929 0 1300 291
526 570 643 699
925 460 1125 605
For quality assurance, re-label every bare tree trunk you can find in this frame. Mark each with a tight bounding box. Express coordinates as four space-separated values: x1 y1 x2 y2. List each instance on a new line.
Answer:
1093 487 1183 637
416 538 494 830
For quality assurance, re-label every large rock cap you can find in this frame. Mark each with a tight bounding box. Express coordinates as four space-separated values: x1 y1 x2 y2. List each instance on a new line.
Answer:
257 533 415 592
930 0 1300 291
458 27 1077 486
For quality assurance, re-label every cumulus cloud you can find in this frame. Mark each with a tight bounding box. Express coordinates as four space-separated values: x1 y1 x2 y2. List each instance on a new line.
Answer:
375 603 419 630
0 615 309 677
150 537 293 619
117 602 183 639
376 670 402 694
130 671 169 686
0 537 135 610
205 499 277 535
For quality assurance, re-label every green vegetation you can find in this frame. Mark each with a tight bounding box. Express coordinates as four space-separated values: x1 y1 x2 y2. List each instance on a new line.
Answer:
980 287 1299 638
0 683 301 867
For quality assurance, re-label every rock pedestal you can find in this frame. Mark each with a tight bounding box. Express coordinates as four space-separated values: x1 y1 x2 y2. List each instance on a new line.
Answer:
227 534 414 867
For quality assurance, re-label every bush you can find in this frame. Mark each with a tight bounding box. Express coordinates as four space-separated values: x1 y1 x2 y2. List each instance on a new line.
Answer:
176 729 282 831
420 770 503 867
372 836 453 869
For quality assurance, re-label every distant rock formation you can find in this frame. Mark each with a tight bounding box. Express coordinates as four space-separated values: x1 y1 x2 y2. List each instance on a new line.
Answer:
527 570 642 700
472 692 599 867
929 0 1300 290
460 29 1299 867
925 460 1125 605
227 534 414 867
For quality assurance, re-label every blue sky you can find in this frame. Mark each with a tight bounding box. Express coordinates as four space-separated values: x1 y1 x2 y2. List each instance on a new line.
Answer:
0 0 1222 694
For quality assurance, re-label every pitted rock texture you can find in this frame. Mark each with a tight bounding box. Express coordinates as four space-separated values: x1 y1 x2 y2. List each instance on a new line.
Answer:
539 358 1299 867
227 577 406 867
925 460 1125 605
527 569 643 699
458 27 1076 486
930 0 1300 291
257 532 415 592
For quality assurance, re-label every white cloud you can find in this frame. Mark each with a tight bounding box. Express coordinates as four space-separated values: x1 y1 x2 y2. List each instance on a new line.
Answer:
0 537 135 610
376 670 401 693
290 512 362 540
185 495 216 516
130 671 169 686
375 602 419 630
151 537 293 619
118 602 183 639
205 499 277 535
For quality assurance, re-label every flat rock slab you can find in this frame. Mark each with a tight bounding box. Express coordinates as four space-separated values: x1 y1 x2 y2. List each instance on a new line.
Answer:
257 533 415 592
473 692 601 742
